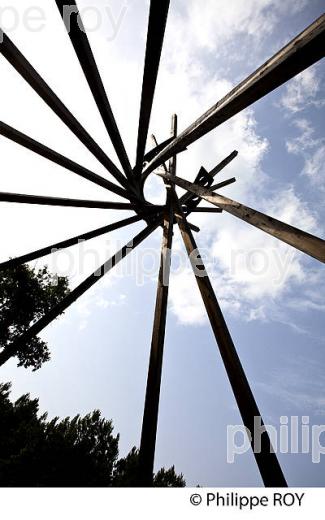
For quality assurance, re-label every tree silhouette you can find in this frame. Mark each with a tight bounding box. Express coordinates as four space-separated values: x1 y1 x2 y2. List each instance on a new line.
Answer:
113 446 185 487
0 383 185 487
0 265 69 370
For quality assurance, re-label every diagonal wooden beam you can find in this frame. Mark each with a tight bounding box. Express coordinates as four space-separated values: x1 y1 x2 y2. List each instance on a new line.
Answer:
0 30 130 191
188 207 223 213
144 136 174 164
143 14 325 176
55 0 133 181
186 221 200 233
0 214 153 269
138 114 176 486
210 177 236 191
0 222 159 368
181 176 236 217
0 121 130 201
150 134 168 174
209 151 238 177
172 193 287 487
134 0 170 175
176 150 238 208
0 191 140 210
159 172 325 263
180 173 236 217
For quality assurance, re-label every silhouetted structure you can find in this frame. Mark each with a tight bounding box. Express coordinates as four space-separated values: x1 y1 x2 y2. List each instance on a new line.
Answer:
1 2 324 487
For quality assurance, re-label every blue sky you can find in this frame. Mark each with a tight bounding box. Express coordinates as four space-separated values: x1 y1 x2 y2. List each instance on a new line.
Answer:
0 0 324 486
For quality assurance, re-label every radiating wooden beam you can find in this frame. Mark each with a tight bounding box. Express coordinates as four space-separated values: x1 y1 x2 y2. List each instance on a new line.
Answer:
134 0 170 174
150 134 168 174
143 14 325 176
169 114 177 176
55 0 133 181
172 194 287 487
0 214 151 269
187 207 223 213
209 151 238 178
159 172 325 263
0 223 159 368
183 174 236 215
0 30 130 191
144 136 174 163
139 115 177 486
186 221 200 233
178 150 238 207
0 191 138 210
0 122 131 200
211 177 236 191
176 167 214 218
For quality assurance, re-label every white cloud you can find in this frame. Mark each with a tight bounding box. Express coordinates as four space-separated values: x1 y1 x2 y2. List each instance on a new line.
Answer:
279 66 322 113
286 119 325 187
169 266 207 325
76 286 127 331
286 118 316 153
248 306 266 322
172 0 307 53
303 145 325 182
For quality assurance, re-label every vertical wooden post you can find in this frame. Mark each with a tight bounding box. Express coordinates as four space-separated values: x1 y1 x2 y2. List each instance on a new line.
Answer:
138 116 177 486
172 195 287 487
169 114 177 176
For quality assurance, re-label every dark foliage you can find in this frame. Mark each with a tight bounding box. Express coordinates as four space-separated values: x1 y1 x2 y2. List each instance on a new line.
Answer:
0 265 70 370
113 446 185 487
0 383 185 487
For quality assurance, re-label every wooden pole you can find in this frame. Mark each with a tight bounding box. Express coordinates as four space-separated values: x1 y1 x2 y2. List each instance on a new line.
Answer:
181 174 237 216
150 134 200 233
134 0 170 175
150 135 169 174
144 136 174 164
0 122 130 200
188 208 223 214
138 193 174 486
210 177 236 191
178 151 238 207
55 0 133 181
159 173 325 264
172 194 287 487
138 115 177 486
0 192 139 210
143 14 325 177
169 115 177 176
0 31 130 191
